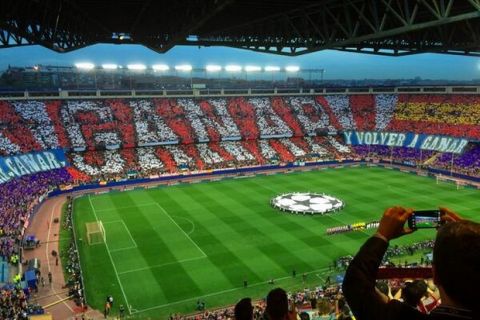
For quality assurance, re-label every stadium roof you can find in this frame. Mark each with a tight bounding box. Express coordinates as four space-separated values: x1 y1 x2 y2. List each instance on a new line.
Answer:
2 0 480 56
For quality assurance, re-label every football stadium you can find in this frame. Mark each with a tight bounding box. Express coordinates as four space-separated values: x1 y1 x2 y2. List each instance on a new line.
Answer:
1 1 480 320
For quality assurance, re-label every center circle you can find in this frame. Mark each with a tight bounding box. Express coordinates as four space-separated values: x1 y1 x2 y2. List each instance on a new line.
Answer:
271 192 344 215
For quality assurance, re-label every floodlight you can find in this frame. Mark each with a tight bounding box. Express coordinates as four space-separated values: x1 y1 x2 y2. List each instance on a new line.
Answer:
127 64 146 71
265 66 280 72
285 66 300 72
75 62 95 70
206 65 222 72
245 66 261 72
175 64 193 72
152 64 170 71
225 65 242 72
102 64 118 70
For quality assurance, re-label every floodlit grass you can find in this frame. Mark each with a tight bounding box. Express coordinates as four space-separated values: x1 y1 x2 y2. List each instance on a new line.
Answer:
73 166 480 318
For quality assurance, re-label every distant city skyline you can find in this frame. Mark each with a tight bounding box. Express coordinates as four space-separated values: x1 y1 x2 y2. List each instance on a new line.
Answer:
0 44 479 81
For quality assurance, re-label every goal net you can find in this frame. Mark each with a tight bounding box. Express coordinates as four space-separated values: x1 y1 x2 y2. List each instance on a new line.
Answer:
436 174 466 190
86 221 106 245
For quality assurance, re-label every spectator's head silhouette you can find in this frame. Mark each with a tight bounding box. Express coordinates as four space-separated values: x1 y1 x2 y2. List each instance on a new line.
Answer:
266 288 289 320
234 297 253 320
433 220 480 311
402 280 427 308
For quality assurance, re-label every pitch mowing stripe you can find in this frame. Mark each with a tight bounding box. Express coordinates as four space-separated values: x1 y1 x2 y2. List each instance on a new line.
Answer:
208 181 348 259
229 182 362 256
102 220 138 253
108 191 205 263
268 170 397 212
117 256 208 275
148 188 266 286
94 203 157 213
236 172 411 246
158 186 290 272
130 266 330 315
103 220 138 248
180 185 318 271
87 195 132 314
154 203 207 258
106 192 206 306
199 181 350 274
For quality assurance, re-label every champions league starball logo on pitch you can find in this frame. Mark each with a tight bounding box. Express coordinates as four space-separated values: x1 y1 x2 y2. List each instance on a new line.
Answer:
271 192 345 215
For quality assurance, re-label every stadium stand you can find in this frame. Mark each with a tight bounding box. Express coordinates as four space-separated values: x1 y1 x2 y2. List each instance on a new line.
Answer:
353 145 436 165
432 143 480 177
0 93 480 319
1 94 479 247
387 95 480 139
1 95 480 155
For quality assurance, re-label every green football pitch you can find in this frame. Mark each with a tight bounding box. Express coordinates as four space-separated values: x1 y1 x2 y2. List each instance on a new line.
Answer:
72 166 480 318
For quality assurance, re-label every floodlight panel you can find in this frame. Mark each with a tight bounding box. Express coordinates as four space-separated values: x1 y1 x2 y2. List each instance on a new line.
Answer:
175 64 193 71
102 64 118 70
152 64 170 71
245 66 261 72
75 62 95 70
206 65 222 72
225 65 242 72
127 64 147 70
285 66 300 72
265 66 280 72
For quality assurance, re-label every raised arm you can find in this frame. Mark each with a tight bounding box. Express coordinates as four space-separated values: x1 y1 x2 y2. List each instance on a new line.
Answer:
342 207 423 320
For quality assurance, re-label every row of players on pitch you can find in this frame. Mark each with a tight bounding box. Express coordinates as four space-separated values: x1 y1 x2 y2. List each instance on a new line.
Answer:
326 221 380 235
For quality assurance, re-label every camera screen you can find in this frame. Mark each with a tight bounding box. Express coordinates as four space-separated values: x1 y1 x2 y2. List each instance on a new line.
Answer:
412 210 441 229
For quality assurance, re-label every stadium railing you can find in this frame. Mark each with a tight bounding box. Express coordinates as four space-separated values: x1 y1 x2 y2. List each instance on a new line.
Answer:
1 85 480 100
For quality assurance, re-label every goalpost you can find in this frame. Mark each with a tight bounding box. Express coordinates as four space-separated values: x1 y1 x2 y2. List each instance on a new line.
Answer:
436 174 466 190
86 221 106 245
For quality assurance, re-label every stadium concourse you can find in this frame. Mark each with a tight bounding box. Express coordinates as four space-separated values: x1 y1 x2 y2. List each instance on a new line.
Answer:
0 93 479 318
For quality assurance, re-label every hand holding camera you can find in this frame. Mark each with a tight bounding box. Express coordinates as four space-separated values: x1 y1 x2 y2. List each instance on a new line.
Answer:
376 206 462 241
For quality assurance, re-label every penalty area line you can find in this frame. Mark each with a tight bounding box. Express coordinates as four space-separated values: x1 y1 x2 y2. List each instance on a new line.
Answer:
88 195 133 315
102 220 138 249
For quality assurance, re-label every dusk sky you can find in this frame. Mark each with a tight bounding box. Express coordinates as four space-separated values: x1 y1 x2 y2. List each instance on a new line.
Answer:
0 44 479 80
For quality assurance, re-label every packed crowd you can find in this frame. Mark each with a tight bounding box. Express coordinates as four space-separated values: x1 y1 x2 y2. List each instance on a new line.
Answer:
387 94 480 140
1 95 480 155
0 95 478 184
353 145 436 166
0 276 45 319
433 143 480 177
353 143 480 177
0 170 73 320
0 168 73 259
62 198 86 309
172 300 265 320
68 136 350 182
0 286 30 319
